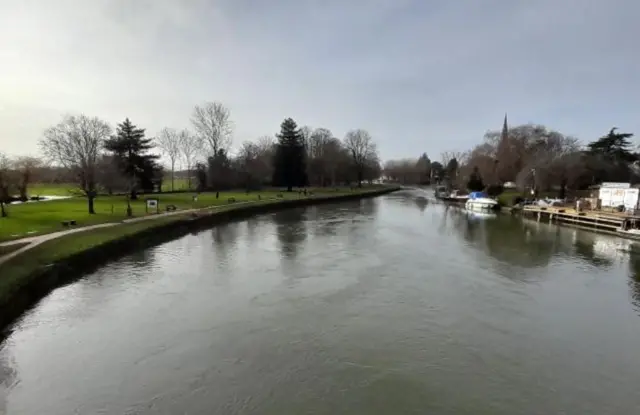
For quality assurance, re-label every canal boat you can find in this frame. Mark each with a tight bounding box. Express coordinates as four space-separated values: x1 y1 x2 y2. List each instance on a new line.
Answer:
465 191 500 211
435 186 469 204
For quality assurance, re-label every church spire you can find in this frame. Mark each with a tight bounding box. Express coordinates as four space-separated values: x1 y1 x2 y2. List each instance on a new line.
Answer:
501 113 508 140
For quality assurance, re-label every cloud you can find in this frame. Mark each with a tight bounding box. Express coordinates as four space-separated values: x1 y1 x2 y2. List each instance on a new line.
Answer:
1 0 639 162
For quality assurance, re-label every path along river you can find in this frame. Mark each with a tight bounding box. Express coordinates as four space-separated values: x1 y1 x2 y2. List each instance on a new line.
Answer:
1 189 640 414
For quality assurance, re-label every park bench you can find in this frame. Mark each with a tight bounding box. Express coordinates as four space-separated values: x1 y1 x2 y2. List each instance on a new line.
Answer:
61 220 77 227
228 197 236 203
165 204 177 212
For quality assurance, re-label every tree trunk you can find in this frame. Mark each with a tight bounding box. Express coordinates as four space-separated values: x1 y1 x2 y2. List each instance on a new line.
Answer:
171 161 175 192
130 173 137 200
287 185 292 192
0 201 7 218
19 186 27 201
357 169 363 188
558 177 567 199
88 194 96 214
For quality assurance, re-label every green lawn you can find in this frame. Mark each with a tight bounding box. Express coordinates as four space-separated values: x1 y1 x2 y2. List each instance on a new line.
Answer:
161 177 192 192
27 183 80 196
0 187 379 242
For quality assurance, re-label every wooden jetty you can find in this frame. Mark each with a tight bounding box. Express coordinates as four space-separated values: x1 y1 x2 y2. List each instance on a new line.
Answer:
522 205 640 239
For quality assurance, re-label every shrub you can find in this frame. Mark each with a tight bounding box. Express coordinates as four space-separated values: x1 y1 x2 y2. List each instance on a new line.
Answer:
485 184 504 198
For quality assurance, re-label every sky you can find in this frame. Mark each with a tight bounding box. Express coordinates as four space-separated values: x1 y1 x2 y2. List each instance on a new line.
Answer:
1 0 639 164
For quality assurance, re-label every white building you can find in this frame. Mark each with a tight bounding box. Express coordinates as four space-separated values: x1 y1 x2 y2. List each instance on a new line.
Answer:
598 182 639 212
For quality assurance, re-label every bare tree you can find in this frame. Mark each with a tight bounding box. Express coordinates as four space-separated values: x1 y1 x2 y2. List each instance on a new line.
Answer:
40 114 112 214
178 129 201 190
0 152 12 217
299 125 313 155
307 128 333 186
156 127 181 191
191 102 233 156
383 158 422 184
237 141 261 188
14 156 42 200
254 135 275 183
343 129 377 187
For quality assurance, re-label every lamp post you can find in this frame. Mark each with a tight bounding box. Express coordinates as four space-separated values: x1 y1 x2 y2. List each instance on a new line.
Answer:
531 168 537 198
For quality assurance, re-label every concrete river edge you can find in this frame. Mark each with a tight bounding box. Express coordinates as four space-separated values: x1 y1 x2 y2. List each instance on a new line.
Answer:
0 187 399 335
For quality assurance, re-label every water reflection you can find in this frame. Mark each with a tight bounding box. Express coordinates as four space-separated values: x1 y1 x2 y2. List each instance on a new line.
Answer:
627 243 640 312
211 222 241 270
273 209 307 259
414 196 428 213
358 198 378 217
127 249 156 269
0 348 17 414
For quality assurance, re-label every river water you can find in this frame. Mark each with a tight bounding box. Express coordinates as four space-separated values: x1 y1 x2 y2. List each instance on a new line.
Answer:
2 189 640 414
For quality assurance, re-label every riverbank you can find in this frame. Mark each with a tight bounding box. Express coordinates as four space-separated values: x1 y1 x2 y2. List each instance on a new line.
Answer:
0 188 340 243
0 186 398 335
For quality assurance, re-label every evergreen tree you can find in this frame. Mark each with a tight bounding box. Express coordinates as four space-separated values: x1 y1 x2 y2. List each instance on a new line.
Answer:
430 161 444 182
445 158 458 179
586 127 636 183
272 118 307 191
466 166 484 192
416 153 431 184
105 118 161 199
587 127 635 162
207 149 233 190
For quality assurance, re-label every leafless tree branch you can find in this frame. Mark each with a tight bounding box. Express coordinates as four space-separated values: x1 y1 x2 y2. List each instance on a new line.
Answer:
39 114 111 213
156 127 181 191
191 102 233 155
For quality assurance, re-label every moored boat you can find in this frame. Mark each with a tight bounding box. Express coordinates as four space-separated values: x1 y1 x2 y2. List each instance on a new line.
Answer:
435 187 468 204
465 191 500 211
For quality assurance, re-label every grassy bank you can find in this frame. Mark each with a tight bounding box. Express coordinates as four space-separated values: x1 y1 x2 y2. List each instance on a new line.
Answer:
0 187 358 242
0 186 398 334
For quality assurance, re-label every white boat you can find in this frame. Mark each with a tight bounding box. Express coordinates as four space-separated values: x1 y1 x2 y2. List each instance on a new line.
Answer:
435 187 469 204
465 191 500 211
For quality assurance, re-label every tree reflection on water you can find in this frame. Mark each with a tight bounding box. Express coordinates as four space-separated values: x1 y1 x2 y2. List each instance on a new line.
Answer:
273 208 308 259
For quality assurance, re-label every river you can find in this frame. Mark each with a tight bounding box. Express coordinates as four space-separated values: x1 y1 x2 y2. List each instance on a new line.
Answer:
2 189 640 414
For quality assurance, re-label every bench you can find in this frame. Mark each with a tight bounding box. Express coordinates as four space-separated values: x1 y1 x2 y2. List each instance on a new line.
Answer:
61 220 77 227
276 193 284 199
228 197 236 203
165 204 177 212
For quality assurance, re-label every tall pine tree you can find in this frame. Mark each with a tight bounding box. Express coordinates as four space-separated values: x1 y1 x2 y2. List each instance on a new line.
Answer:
105 118 161 199
272 118 307 191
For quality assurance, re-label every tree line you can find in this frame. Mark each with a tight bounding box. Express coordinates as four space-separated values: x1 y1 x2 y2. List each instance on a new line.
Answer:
0 101 381 216
383 120 637 199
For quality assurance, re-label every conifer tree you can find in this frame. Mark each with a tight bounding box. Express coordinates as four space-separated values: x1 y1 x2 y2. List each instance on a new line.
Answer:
105 118 160 199
272 118 307 191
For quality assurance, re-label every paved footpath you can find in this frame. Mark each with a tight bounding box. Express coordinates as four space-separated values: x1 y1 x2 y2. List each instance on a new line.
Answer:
0 200 260 266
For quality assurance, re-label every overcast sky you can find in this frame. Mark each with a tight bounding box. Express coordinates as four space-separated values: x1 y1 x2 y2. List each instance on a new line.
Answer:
1 0 638 163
